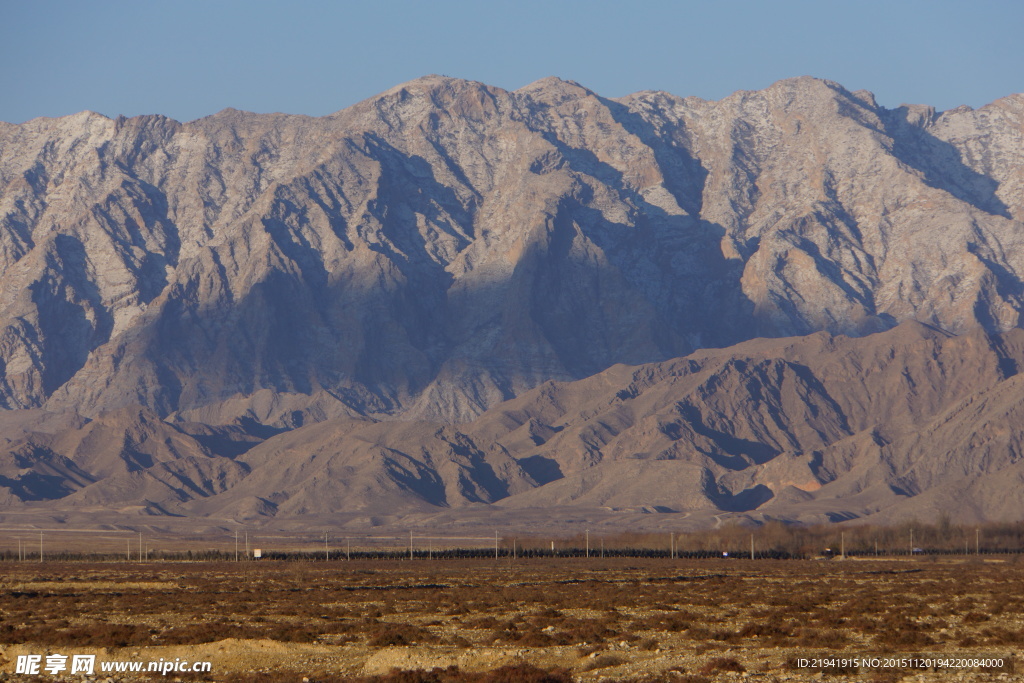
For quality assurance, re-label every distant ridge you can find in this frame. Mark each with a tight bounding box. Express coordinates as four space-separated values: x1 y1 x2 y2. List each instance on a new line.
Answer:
1 76 1023 528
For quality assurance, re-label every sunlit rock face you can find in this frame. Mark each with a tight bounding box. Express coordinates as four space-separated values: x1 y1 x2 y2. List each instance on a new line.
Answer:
2 76 1022 424
2 77 1024 526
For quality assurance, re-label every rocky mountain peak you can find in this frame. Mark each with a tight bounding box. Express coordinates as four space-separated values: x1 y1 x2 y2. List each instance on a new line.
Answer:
516 76 595 101
0 76 1021 429
3 76 1024 527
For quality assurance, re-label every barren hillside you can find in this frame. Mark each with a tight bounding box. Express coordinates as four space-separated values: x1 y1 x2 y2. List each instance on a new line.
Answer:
2 76 1023 527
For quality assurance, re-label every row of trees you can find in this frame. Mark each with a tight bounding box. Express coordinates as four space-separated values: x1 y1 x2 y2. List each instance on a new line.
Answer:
4 519 1024 562
517 518 1024 558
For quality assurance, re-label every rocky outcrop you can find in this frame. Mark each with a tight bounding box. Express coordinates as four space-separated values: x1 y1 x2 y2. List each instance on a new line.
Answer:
1 76 1023 425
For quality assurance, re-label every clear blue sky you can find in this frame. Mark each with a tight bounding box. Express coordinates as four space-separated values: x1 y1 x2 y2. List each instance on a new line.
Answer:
2 0 1021 124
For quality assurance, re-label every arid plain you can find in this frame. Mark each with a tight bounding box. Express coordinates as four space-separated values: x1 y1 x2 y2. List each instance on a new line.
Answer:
0 555 1022 682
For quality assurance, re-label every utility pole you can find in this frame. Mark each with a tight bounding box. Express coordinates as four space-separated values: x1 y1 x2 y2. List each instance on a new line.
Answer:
976 528 980 555
586 530 589 558
347 538 351 561
670 532 675 560
409 531 413 560
235 530 238 562
841 532 845 560
910 529 914 557
325 532 329 561
139 532 143 562
494 530 499 560
750 534 754 561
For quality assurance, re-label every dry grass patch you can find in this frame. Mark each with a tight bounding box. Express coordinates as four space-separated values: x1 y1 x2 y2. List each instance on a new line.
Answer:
1 557 1022 679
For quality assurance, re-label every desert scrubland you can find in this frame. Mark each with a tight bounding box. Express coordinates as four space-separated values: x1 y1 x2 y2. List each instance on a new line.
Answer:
0 556 1021 681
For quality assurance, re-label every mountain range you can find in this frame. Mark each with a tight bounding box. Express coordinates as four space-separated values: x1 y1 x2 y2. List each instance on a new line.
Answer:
1 75 1023 530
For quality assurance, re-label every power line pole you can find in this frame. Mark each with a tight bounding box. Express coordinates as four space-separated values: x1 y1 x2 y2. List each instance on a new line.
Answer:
235 530 238 562
325 532 329 562
494 530 499 560
586 530 589 558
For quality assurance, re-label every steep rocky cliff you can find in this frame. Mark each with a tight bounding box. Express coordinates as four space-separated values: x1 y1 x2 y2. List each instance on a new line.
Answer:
2 76 1024 526
2 76 1023 424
